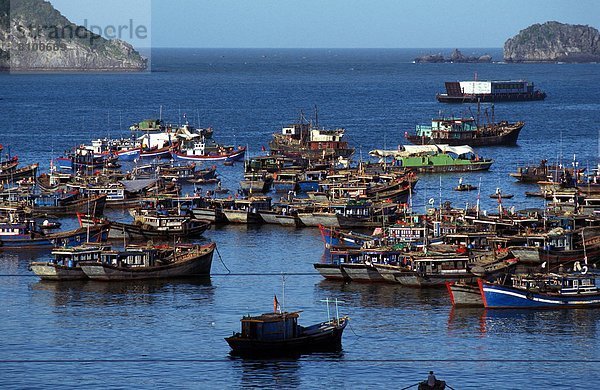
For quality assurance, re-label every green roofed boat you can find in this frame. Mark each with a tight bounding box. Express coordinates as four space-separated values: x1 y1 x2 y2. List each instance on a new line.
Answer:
130 119 166 132
369 144 492 173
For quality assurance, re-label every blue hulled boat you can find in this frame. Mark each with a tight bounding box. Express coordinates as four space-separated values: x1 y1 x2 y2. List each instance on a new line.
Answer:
0 219 109 249
478 273 600 309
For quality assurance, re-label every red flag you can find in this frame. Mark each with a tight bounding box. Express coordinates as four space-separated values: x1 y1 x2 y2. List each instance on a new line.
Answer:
261 145 266 152
273 295 280 313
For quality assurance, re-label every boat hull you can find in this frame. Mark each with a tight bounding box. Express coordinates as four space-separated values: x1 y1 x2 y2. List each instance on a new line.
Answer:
30 263 88 281
436 92 546 103
171 148 246 162
478 279 600 309
298 212 340 228
340 263 386 282
222 210 263 224
446 281 483 307
313 264 349 281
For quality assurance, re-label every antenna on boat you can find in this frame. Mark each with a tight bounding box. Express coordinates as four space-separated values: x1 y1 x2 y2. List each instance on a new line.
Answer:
281 273 286 313
476 177 482 218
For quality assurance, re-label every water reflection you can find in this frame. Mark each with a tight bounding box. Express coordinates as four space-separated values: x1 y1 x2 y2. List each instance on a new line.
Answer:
315 279 450 309
479 308 600 337
233 358 302 388
447 307 487 336
30 277 214 308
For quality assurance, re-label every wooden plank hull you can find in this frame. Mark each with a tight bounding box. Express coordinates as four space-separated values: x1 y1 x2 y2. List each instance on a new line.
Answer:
30 263 88 280
340 263 386 282
313 264 348 281
446 281 483 307
80 244 215 281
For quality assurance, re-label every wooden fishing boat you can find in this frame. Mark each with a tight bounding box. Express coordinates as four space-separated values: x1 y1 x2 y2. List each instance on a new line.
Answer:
0 163 38 183
405 114 524 147
225 299 348 357
30 244 105 280
374 256 473 287
79 242 215 281
32 193 107 217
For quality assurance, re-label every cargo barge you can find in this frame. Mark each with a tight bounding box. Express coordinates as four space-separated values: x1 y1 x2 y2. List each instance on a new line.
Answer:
436 80 546 103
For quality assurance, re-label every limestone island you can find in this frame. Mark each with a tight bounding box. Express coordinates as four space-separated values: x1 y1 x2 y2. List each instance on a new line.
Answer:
504 21 600 63
0 0 147 71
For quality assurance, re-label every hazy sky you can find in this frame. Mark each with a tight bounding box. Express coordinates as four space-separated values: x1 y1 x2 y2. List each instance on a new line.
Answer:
50 0 599 48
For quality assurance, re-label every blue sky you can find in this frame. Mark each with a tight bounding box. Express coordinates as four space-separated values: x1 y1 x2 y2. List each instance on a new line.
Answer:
49 0 599 48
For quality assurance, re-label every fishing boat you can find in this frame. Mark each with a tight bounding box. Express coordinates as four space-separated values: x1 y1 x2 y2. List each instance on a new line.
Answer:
269 109 354 161
32 193 107 217
79 242 215 281
0 163 38 184
171 123 246 162
370 145 493 173
446 280 483 307
405 114 524 147
225 298 348 356
239 172 272 194
221 197 272 224
30 244 105 280
374 255 474 287
0 220 108 249
436 79 546 103
129 208 211 237
478 273 600 309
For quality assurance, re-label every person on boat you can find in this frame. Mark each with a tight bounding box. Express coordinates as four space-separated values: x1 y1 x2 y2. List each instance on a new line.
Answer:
427 371 436 388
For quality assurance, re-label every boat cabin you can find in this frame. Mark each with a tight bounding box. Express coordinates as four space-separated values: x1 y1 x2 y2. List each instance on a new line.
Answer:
511 274 598 295
414 117 478 140
100 247 159 268
51 245 105 267
239 312 300 341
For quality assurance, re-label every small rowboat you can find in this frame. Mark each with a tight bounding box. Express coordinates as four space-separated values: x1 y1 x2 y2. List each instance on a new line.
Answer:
489 193 514 199
454 184 477 191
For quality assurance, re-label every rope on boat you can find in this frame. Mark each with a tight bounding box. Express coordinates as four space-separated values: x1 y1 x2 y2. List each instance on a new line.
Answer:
399 383 420 390
215 245 231 274
348 321 362 339
446 385 456 390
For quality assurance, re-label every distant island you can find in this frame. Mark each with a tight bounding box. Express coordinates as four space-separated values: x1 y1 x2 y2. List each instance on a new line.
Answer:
504 21 600 63
414 49 492 64
0 0 147 71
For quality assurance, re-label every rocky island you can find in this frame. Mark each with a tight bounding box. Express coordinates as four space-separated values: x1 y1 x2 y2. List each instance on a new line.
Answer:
414 49 492 63
504 21 600 63
0 0 147 71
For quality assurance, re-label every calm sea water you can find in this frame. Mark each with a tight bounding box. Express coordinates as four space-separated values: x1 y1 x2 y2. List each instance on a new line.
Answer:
1 49 600 389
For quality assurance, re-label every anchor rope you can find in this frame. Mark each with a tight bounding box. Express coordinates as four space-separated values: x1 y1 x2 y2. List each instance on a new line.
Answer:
215 245 231 274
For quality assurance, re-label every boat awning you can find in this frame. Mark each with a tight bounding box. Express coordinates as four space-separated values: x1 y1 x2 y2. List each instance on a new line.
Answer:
369 144 476 158
119 179 158 193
